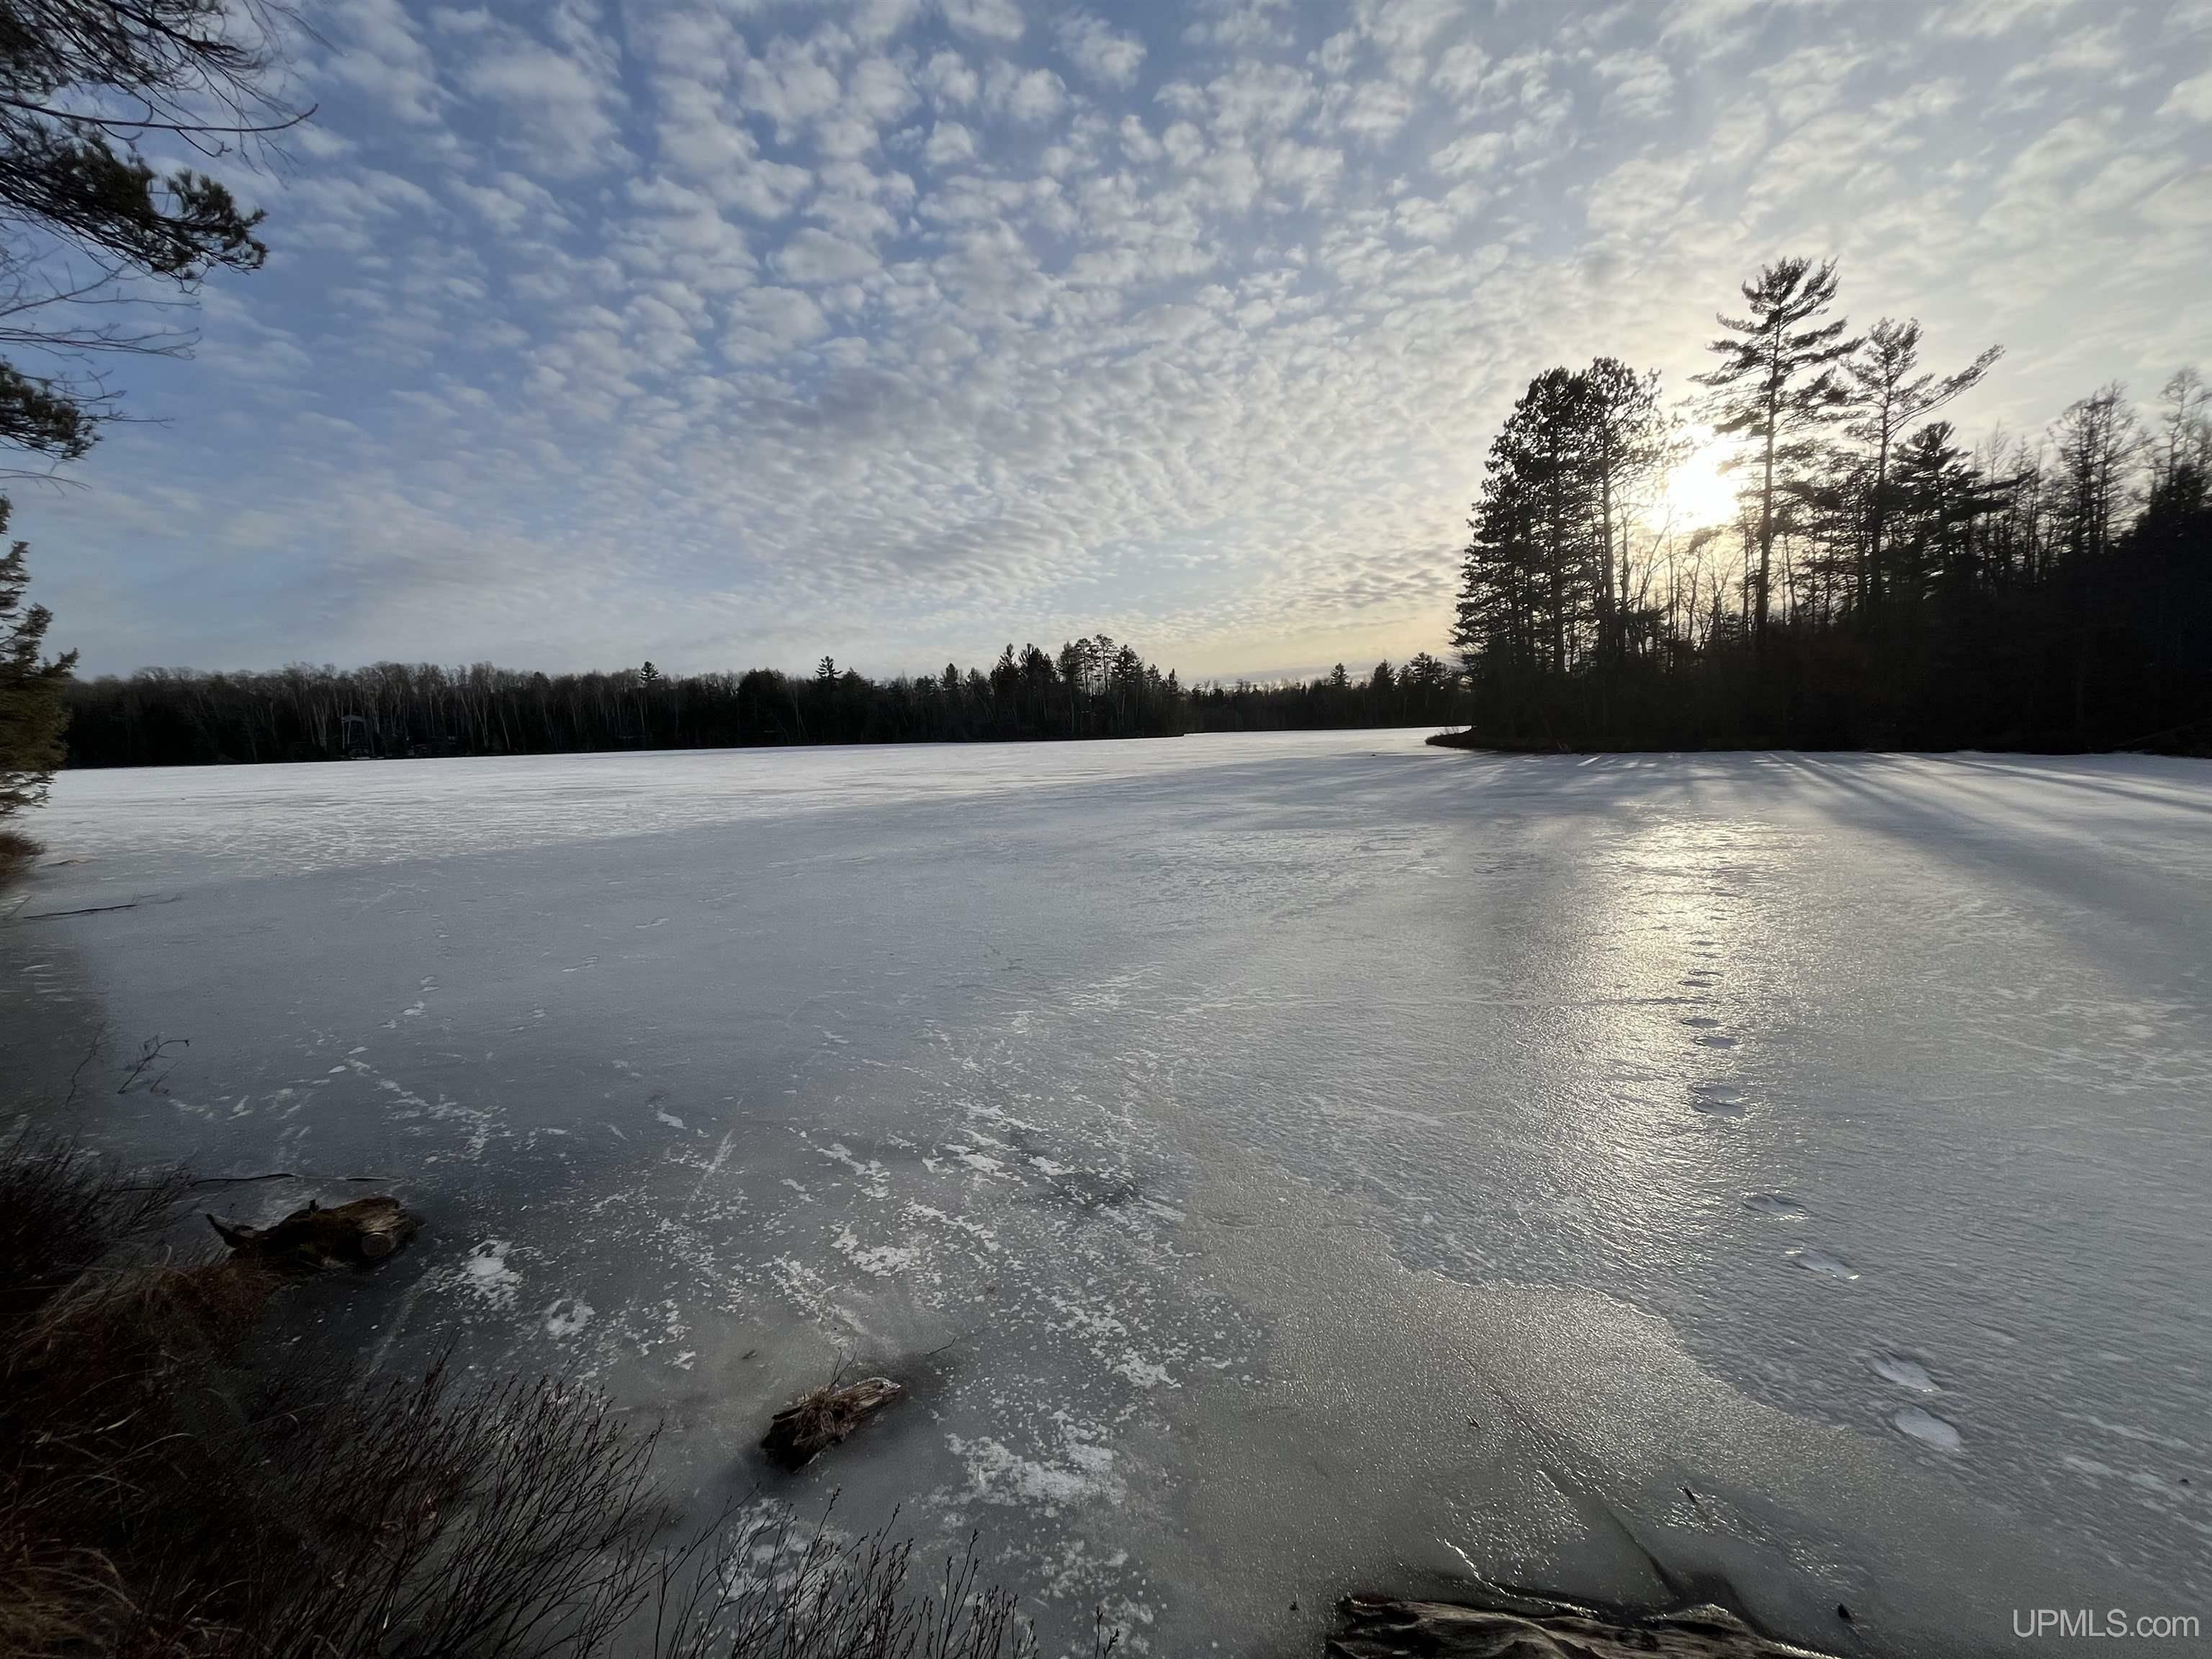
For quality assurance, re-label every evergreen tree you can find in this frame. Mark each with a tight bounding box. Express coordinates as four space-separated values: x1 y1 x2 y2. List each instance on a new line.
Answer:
1845 318 2002 612
1696 258 1859 647
1578 357 1669 658
0 499 74 820
2050 385 2141 562
1455 447 1535 675
1453 359 1666 698
2152 368 2210 493
1889 421 1999 604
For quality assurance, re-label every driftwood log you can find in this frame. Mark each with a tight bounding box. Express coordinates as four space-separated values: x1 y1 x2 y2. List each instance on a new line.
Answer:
760 1375 903 1469
1329 1596 1840 1658
208 1196 418 1271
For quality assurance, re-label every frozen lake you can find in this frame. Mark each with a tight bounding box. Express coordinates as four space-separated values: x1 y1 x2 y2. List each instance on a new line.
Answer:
5 732 2209 1656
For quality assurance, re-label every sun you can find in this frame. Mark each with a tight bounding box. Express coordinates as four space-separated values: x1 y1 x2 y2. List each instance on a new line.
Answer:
1664 434 1742 529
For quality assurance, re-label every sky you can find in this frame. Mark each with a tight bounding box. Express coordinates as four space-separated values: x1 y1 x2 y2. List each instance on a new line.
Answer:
20 0 2212 682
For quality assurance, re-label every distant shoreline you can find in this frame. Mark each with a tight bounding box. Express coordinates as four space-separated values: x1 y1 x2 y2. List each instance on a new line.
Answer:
55 650 1468 769
1424 727 2212 757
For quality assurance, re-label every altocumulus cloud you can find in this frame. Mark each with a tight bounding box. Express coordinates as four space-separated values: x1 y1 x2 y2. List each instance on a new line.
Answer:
26 0 2212 680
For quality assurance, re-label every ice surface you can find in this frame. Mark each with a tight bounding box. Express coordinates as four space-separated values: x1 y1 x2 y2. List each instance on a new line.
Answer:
1873 1353 1940 1394
1789 1248 1861 1281
1894 1406 1965 1452
6 735 2211 1657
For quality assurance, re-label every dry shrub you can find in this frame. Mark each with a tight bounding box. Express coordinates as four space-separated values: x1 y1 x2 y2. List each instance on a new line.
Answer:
0 828 37 888
0 1143 184 1315
0 1143 1058 1659
656 1507 1046 1659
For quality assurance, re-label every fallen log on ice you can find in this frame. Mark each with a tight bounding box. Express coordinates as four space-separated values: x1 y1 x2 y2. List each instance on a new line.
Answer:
760 1375 904 1469
1328 1595 1840 1658
208 1195 418 1271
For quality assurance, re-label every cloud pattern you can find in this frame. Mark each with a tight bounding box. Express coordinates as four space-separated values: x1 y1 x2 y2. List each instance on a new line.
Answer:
27 0 2212 679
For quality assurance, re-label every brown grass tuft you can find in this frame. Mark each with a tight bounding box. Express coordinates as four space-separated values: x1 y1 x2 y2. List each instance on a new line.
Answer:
0 829 38 889
0 1141 1064 1658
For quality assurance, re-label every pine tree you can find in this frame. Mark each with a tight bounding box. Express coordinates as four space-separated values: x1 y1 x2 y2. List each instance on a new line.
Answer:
0 1 301 459
1578 357 1668 659
0 499 76 824
1452 361 1665 693
1889 421 1995 603
1455 468 1532 676
2153 368 2211 491
2051 385 2141 562
1696 258 1859 648
1844 318 2002 611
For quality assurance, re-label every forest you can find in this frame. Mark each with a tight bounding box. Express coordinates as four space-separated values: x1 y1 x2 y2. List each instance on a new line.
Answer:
1447 258 2212 752
58 641 1470 766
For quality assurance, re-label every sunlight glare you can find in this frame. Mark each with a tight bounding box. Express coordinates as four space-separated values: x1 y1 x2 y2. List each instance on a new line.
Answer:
1665 438 1740 529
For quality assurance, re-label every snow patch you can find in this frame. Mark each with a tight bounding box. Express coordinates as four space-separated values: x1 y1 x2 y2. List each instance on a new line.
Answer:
835 1228 920 1277
948 1421 1122 1511
456 1241 520 1308
1113 1352 1177 1389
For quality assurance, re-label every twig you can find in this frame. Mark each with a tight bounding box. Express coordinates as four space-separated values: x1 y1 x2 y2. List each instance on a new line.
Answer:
117 1035 188 1096
918 1329 979 1361
17 893 181 920
63 1022 109 1108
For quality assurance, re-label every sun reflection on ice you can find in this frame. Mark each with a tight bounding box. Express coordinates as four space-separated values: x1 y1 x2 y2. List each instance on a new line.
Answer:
1543 802 1778 1273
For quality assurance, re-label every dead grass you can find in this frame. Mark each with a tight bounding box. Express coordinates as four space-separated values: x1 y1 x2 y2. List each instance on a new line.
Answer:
0 827 37 889
655 1505 1053 1659
0 1141 1061 1659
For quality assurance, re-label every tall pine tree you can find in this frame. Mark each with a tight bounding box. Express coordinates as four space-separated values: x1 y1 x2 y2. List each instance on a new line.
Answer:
1845 318 2002 612
1696 258 1858 649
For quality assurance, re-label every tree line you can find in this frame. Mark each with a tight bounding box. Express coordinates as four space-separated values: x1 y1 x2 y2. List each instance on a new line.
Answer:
1185 653 1464 732
58 642 1472 767
1449 257 2211 751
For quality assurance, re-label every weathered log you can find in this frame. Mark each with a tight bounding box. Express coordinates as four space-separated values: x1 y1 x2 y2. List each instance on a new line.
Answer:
760 1375 903 1469
1328 1596 1840 1658
207 1195 418 1271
